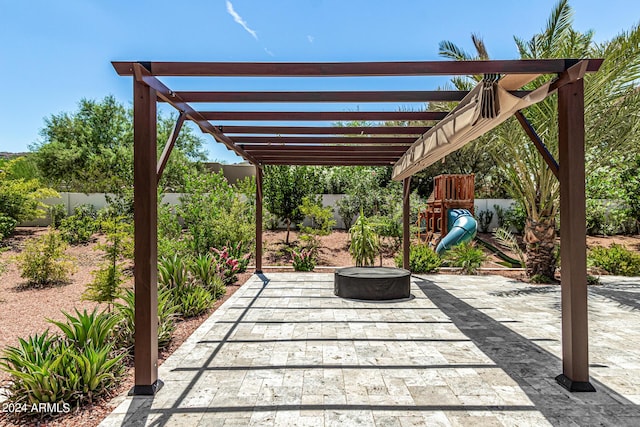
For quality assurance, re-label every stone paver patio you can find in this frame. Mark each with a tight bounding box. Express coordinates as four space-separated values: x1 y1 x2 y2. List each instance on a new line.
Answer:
99 273 640 426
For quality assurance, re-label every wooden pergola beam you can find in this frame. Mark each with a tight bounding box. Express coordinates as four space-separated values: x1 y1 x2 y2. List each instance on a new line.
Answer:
555 77 595 392
515 111 559 179
220 125 430 135
243 146 408 154
263 159 394 165
256 156 401 163
233 136 416 144
255 166 263 273
132 77 160 396
113 59 603 77
156 111 186 183
168 90 527 103
200 111 448 121
128 64 260 166
402 177 411 270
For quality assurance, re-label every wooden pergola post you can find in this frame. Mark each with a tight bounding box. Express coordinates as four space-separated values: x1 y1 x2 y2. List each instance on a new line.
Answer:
255 166 263 273
402 177 411 270
556 78 595 392
131 77 161 395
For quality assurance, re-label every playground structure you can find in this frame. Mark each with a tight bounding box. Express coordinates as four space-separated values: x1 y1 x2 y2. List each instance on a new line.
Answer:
417 174 478 253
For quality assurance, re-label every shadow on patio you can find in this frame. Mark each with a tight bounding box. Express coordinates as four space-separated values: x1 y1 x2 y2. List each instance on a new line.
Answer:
99 273 640 426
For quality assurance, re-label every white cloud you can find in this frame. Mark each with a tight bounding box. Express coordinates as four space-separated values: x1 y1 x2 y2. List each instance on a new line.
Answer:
307 35 314 43
264 48 275 57
225 1 258 40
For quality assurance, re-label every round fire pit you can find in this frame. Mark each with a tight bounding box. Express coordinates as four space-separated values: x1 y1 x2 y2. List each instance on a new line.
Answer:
334 266 411 301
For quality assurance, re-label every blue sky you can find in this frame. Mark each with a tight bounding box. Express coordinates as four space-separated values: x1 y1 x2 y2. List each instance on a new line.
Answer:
1 0 638 163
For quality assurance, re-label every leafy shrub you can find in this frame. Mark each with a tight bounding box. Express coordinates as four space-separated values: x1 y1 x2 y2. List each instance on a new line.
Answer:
48 204 67 229
395 244 441 273
0 162 58 240
16 229 76 287
179 171 254 256
113 289 177 353
83 216 132 308
336 195 359 229
225 241 252 273
298 196 336 236
588 244 640 276
493 204 506 228
175 286 213 318
59 204 98 245
372 214 403 255
530 274 555 284
211 246 242 285
504 203 526 234
587 275 601 286
443 241 487 275
263 210 280 231
0 309 124 411
0 214 18 240
476 209 494 233
158 203 182 240
292 248 316 271
349 212 379 267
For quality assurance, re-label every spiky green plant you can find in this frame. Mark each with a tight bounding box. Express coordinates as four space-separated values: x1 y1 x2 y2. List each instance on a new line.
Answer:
493 227 526 267
48 308 120 350
349 210 380 267
112 288 177 353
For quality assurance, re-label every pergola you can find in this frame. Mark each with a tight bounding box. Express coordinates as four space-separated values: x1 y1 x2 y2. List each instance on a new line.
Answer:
113 58 602 396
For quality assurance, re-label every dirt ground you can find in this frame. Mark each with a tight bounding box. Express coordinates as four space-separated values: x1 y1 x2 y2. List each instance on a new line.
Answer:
0 227 639 426
0 227 249 427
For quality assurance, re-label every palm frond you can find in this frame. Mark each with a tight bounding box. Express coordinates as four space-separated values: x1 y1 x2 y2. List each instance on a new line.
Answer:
438 40 472 61
471 34 489 60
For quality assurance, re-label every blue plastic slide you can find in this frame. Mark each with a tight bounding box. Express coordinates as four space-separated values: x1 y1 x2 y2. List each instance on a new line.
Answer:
435 209 478 255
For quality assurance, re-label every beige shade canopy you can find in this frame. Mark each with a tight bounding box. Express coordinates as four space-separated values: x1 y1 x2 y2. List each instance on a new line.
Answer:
392 75 551 181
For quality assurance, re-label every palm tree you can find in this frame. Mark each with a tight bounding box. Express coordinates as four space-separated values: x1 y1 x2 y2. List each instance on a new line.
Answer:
439 0 640 278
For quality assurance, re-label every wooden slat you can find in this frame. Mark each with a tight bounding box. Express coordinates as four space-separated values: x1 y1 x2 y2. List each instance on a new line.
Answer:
220 125 430 135
256 154 401 161
263 159 394 165
171 91 472 103
233 136 416 144
243 145 408 153
113 59 603 77
200 111 448 121
131 64 260 165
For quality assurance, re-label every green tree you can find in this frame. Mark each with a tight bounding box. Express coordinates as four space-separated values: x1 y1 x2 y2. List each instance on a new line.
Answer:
263 165 319 244
0 158 57 239
32 96 207 193
83 216 133 310
439 0 640 277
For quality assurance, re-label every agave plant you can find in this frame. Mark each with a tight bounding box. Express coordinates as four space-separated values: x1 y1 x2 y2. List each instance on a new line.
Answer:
112 288 177 353
48 308 120 350
349 210 380 267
